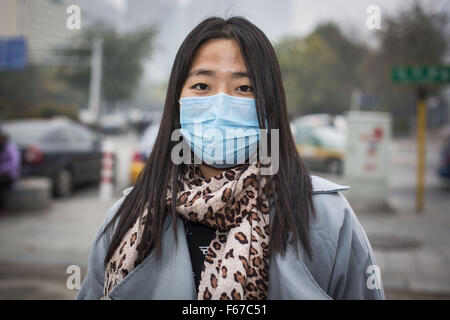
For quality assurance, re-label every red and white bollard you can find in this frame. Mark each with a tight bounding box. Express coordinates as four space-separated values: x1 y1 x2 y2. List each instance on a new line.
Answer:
99 140 115 201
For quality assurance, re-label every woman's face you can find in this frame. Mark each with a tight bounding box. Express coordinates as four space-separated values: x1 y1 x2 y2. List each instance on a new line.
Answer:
179 39 254 99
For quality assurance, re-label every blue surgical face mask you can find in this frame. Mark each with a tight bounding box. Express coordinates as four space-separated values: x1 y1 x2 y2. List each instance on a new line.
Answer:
179 92 261 168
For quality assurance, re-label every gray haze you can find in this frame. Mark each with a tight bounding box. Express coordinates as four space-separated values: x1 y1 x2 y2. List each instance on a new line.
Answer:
81 0 448 84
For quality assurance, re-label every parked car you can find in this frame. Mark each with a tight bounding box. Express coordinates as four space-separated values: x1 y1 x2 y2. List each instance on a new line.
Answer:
291 116 346 175
99 113 129 134
130 122 160 183
127 109 158 135
438 132 450 185
2 118 103 197
292 113 347 132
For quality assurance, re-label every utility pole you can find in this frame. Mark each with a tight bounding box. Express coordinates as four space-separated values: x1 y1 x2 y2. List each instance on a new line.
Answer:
87 37 103 127
416 87 427 212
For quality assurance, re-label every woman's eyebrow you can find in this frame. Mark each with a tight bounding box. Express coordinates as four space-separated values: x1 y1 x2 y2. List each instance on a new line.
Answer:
187 69 214 78
187 69 249 79
231 71 249 79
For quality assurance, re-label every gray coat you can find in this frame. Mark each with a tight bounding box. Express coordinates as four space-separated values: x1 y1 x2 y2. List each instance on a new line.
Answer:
76 175 385 300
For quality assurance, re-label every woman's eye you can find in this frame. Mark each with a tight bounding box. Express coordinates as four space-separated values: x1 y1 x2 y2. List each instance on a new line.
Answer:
192 83 209 90
237 85 253 92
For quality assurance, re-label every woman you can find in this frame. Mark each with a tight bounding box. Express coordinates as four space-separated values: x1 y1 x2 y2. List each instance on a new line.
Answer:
76 16 385 300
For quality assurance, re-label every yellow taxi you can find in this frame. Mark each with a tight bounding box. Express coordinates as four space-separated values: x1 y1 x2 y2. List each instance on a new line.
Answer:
130 152 146 183
291 115 346 175
129 122 160 183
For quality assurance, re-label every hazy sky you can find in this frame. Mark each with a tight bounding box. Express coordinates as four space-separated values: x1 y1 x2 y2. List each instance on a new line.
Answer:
101 0 448 84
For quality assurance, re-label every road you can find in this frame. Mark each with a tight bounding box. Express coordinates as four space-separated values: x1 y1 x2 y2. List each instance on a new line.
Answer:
0 131 449 299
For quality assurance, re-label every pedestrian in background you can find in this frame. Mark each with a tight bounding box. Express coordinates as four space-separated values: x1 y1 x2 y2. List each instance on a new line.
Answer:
77 16 385 300
0 128 21 207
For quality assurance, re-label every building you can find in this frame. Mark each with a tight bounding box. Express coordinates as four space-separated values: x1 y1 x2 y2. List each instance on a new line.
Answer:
0 0 121 65
0 0 80 64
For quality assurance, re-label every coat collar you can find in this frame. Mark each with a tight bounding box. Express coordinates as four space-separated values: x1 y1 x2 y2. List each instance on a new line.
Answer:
310 175 350 194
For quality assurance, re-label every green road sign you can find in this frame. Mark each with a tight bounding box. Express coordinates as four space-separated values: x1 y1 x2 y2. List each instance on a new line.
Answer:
391 65 450 84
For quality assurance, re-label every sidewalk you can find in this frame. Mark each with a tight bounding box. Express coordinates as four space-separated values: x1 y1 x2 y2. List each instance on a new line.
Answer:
358 204 450 297
0 187 117 267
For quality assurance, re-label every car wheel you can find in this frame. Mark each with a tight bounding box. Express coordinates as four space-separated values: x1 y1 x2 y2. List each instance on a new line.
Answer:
54 169 73 197
327 159 342 175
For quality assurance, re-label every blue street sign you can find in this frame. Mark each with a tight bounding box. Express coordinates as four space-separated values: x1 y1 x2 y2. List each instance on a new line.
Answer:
0 37 27 70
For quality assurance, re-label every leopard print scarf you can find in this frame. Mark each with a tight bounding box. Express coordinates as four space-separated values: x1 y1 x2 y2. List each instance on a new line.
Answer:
103 163 271 300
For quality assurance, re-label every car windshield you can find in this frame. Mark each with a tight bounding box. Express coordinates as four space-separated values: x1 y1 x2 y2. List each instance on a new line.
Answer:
139 123 160 156
312 126 346 149
2 121 53 145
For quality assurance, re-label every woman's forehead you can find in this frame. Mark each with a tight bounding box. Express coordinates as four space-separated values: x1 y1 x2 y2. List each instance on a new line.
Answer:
189 39 247 73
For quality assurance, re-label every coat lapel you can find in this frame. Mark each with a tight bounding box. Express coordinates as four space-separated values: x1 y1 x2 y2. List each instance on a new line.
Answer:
108 216 196 299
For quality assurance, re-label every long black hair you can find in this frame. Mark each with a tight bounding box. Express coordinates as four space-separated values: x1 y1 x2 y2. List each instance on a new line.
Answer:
100 16 316 266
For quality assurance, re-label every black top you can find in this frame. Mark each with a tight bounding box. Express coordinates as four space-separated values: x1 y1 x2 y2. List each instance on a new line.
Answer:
183 219 217 293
